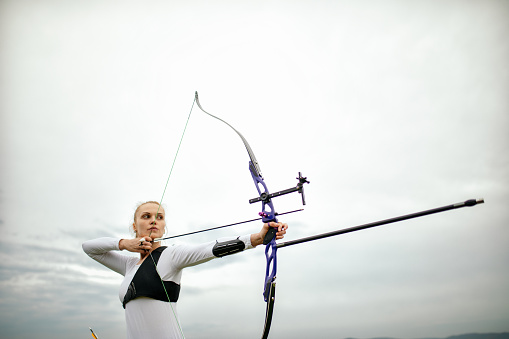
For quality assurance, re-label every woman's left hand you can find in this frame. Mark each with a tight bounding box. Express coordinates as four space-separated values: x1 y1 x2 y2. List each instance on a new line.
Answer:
252 222 288 247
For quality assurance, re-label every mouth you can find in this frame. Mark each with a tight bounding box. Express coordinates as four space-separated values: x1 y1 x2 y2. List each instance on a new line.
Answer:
149 227 158 231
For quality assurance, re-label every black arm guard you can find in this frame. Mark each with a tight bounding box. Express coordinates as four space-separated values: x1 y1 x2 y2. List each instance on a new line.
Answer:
212 238 246 257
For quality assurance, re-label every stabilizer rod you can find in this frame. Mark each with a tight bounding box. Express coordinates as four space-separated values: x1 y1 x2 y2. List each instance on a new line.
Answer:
277 198 484 249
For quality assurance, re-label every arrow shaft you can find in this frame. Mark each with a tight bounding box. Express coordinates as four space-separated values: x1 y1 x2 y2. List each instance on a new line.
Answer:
154 209 303 242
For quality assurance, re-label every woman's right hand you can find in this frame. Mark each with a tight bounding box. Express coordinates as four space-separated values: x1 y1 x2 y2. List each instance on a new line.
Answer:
119 237 153 253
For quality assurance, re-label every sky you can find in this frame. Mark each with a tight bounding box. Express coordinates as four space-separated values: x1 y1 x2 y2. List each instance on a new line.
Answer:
0 0 508 338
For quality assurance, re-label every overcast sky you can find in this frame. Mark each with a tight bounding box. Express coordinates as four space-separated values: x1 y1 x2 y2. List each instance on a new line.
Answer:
1 1 508 339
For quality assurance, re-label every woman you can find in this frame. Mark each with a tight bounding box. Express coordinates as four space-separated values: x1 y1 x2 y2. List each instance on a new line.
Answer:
82 201 288 339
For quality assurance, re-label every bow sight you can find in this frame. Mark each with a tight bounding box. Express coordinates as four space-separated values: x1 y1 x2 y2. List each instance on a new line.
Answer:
249 171 310 245
249 172 310 206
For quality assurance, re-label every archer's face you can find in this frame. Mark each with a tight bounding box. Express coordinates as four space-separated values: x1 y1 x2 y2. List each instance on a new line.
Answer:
133 203 166 239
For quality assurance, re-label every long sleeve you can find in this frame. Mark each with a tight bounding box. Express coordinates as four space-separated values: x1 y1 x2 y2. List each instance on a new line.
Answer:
82 237 135 276
157 234 253 281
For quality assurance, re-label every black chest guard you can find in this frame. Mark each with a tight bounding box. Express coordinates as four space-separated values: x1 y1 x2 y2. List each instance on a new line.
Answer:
122 246 181 308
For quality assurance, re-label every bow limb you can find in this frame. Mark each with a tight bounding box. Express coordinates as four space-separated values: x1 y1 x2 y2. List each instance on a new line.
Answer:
194 92 263 177
194 92 279 240
261 281 276 339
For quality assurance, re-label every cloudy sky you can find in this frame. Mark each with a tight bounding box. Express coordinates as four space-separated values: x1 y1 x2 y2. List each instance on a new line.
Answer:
1 1 508 338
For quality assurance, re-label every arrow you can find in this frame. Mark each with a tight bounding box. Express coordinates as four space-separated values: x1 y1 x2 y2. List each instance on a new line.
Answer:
153 208 303 242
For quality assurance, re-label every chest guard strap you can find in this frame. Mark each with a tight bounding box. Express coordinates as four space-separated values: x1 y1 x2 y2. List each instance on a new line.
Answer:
122 246 181 308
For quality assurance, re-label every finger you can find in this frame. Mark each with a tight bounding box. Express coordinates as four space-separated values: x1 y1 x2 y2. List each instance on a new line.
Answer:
267 221 280 229
133 244 145 253
139 237 154 246
137 239 151 251
273 222 286 232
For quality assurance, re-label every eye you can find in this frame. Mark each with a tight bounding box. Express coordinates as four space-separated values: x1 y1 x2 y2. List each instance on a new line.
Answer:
157 214 164 220
141 214 150 219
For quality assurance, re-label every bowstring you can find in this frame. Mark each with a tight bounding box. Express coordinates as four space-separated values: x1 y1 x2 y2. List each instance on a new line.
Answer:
148 94 196 338
156 96 196 214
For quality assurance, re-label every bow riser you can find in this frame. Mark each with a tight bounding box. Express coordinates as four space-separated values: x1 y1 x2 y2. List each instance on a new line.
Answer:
248 161 278 302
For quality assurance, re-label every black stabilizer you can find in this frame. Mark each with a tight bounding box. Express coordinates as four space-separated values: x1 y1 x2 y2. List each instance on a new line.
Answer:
277 198 485 249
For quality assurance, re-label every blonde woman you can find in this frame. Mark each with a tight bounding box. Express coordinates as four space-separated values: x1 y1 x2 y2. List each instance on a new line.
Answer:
83 201 288 339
